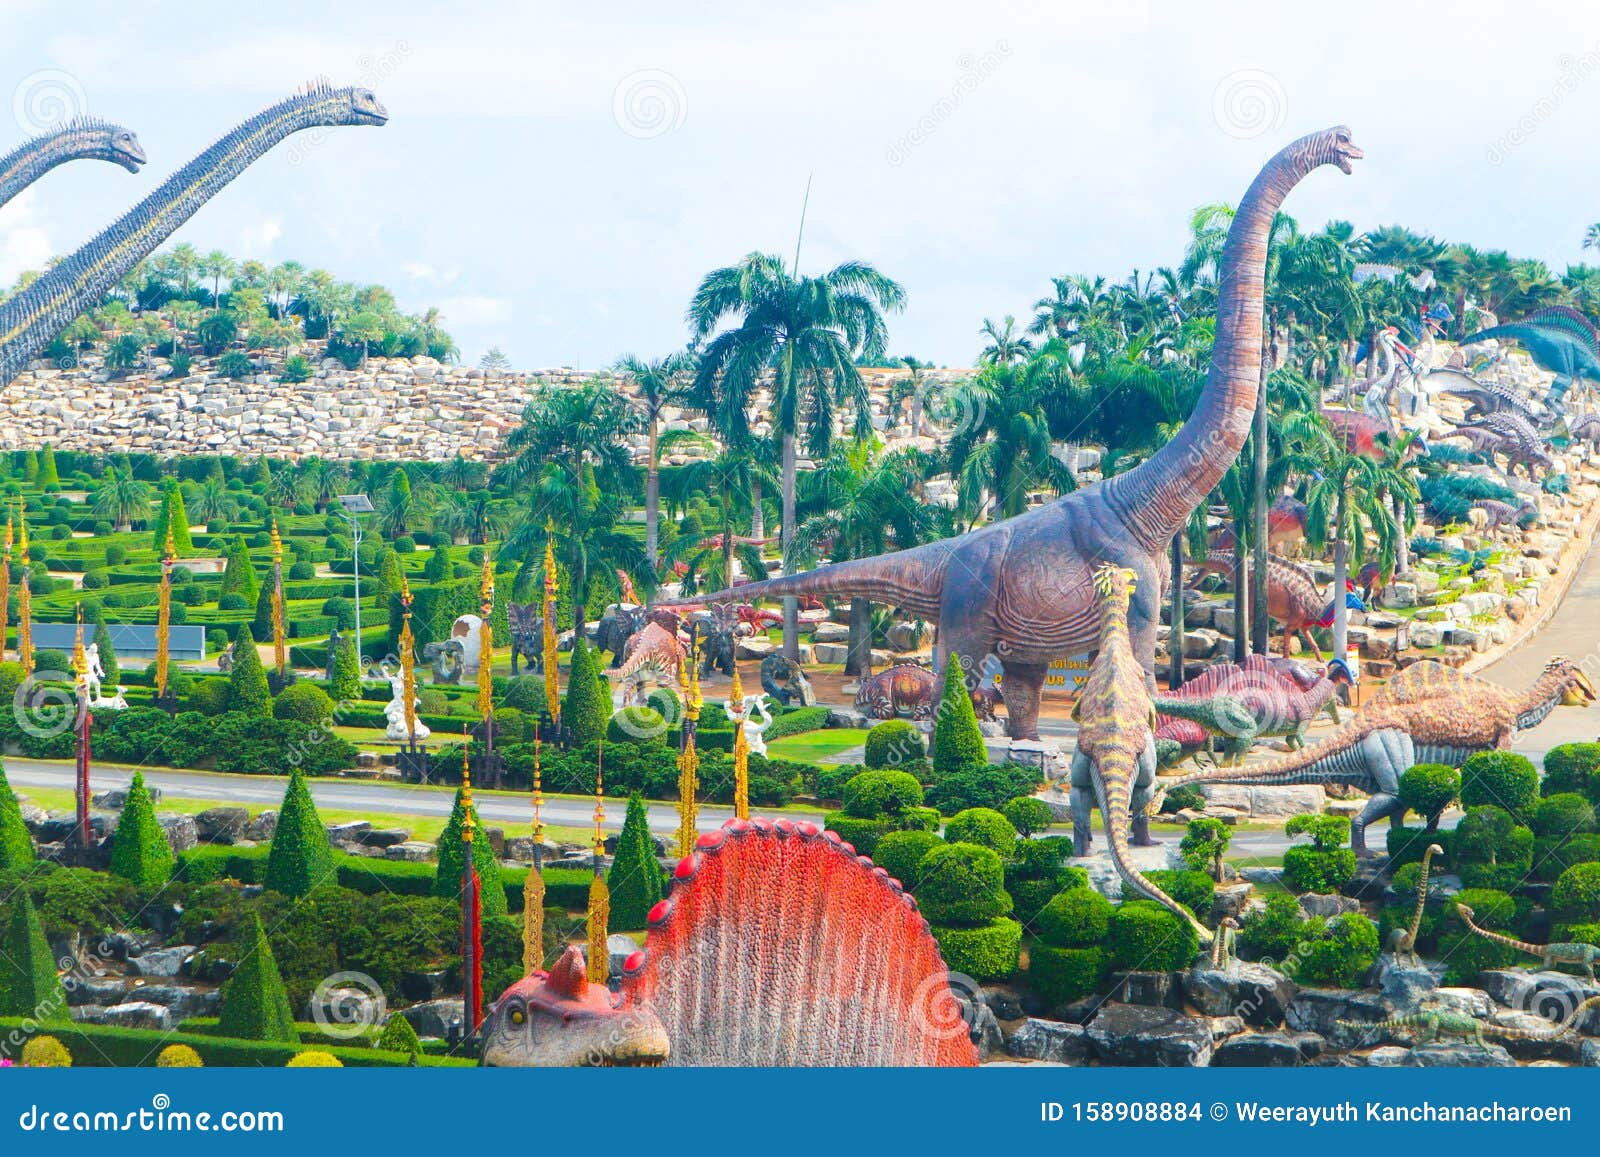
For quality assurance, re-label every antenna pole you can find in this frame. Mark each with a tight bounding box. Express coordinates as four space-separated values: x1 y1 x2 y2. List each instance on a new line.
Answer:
792 173 812 276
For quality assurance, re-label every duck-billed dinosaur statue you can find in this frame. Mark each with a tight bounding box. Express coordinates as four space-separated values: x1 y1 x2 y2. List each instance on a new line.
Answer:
480 818 978 1066
1456 904 1599 981
0 82 387 387
1070 565 1212 945
1152 657 1596 854
1386 841 1443 966
0 117 145 210
673 127 1362 740
1190 551 1366 660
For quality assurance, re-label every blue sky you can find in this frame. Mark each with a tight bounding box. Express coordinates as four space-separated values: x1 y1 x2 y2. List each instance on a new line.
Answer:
3 0 1599 369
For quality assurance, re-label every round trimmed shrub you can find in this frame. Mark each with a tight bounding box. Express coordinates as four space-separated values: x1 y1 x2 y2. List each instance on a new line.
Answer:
1282 845 1357 893
1454 806 1534 890
1237 891 1304 963
80 569 107 590
273 682 336 725
931 917 1022 980
1034 887 1113 948
393 536 416 554
914 843 1012 924
942 807 1017 854
105 544 127 566
1001 796 1054 838
502 675 543 713
1535 833 1600 882
1438 888 1522 983
1291 913 1379 988
187 679 231 716
872 830 942 886
1029 944 1108 1005
607 706 666 745
1132 870 1215 917
1544 743 1600 803
1398 763 1460 828
157 1044 203 1067
864 719 925 768
841 769 924 818
286 1051 343 1067
377 1013 423 1054
288 560 315 580
1108 901 1198 972
33 649 69 676
320 596 357 629
492 706 527 743
218 591 249 611
1552 862 1600 922
21 1035 71 1067
1460 750 1539 820
1532 793 1596 839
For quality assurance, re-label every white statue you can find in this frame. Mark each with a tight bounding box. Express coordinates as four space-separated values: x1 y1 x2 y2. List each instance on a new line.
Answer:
102 685 129 710
726 692 773 757
453 614 486 676
384 672 431 742
83 643 105 704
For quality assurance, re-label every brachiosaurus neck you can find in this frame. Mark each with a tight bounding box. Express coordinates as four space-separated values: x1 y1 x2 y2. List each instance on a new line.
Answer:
0 132 104 209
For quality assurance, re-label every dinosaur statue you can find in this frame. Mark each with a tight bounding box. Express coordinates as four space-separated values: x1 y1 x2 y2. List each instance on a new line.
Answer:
1427 367 1545 424
1385 842 1443 966
854 662 937 720
1210 916 1240 970
1070 565 1211 945
1152 657 1596 854
1459 319 1600 408
1191 551 1366 660
0 82 387 388
0 118 145 210
593 603 644 667
505 601 543 675
480 818 979 1066
695 604 738 677
673 128 1363 739
1456 904 1599 981
1208 495 1309 554
614 620 686 690
1155 715 1218 770
759 653 815 707
1339 996 1600 1048
1471 497 1540 533
1440 424 1553 479
1152 653 1344 762
1467 411 1558 470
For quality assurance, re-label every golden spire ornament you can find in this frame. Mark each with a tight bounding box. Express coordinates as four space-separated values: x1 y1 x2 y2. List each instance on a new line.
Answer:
398 576 418 744
541 524 560 726
477 552 495 724
730 658 749 821
16 511 31 676
521 720 546 975
154 526 175 698
269 519 287 679
585 739 610 984
674 636 703 857
71 604 87 696
0 510 12 665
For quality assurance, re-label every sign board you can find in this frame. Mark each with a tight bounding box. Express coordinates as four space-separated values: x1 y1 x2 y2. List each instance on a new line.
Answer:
986 653 1094 698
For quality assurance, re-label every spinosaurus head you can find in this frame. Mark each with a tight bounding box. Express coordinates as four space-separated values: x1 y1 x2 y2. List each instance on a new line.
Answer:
1546 655 1598 706
480 946 670 1067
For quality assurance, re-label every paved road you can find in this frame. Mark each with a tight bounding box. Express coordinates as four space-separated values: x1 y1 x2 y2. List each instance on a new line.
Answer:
2 759 781 840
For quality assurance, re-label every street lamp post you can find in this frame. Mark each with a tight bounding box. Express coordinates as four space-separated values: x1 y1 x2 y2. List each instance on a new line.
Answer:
337 494 375 667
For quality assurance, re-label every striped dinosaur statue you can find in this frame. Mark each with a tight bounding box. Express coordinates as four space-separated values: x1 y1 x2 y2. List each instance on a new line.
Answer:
1191 551 1366 660
1071 565 1211 945
1153 653 1344 763
1385 842 1443 966
1339 996 1600 1047
0 117 145 209
1456 904 1599 981
1152 657 1596 854
0 82 388 388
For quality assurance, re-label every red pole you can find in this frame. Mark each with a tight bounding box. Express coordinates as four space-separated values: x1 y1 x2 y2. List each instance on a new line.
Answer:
75 706 92 848
462 851 483 1033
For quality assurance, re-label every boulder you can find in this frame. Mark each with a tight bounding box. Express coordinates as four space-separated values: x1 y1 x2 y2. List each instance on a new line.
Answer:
155 814 198 853
357 828 411 849
130 984 220 1019
1106 971 1184 1010
1298 893 1360 919
194 806 250 844
386 842 435 863
812 643 848 665
1004 1017 1092 1064
1402 1043 1515 1067
1286 988 1389 1046
1376 961 1440 1009
127 945 196 978
811 621 849 643
327 821 372 845
1583 1039 1600 1067
1211 1030 1324 1066
98 1001 176 1031
399 998 466 1039
1246 785 1325 817
65 977 130 1007
1211 883 1253 921
93 786 162 810
243 811 279 842
1085 1003 1214 1066
1183 963 1298 1027
1477 971 1599 1028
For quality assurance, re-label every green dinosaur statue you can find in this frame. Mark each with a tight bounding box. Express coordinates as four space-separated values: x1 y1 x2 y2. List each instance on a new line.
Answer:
1386 842 1443 966
1457 904 1599 981
1340 995 1600 1047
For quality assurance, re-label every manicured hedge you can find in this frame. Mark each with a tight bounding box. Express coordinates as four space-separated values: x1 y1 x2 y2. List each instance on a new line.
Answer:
930 917 1021 980
1108 900 1198 972
0 1018 474 1067
763 705 831 740
1028 943 1108 1005
1034 887 1113 948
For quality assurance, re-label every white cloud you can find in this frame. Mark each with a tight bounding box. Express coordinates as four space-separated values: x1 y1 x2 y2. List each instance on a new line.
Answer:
237 216 283 257
0 190 52 287
437 295 513 326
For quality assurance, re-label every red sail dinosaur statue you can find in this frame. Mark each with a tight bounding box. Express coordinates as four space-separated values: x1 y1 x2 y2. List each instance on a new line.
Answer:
1190 551 1366 660
672 127 1363 740
480 818 978 1066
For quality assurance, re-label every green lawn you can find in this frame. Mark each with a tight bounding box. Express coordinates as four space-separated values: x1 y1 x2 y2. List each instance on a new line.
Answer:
766 728 868 765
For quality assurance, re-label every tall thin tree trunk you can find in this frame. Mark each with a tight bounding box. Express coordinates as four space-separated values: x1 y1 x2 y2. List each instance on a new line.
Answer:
645 418 660 571
846 596 872 678
1168 534 1185 690
722 485 735 589
781 430 799 661
1331 533 1350 667
1232 528 1248 663
749 478 764 541
1251 332 1271 655
1392 492 1410 576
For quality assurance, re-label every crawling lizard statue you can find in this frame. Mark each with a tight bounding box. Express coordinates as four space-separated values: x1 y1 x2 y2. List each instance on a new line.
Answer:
1071 565 1211 946
1385 842 1443 966
1457 904 1599 981
480 818 978 1066
1340 996 1600 1047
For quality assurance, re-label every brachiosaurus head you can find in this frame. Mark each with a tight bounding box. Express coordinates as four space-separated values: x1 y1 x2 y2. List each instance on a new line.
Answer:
1313 125 1363 174
480 946 670 1067
1546 655 1598 706
305 84 390 128
79 120 147 172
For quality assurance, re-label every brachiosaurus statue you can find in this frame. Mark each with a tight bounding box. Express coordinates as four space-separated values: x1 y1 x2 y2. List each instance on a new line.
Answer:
675 127 1362 740
1457 904 1599 981
1152 657 1596 854
0 117 145 210
0 82 388 387
1386 841 1442 966
1070 565 1211 946
480 817 978 1066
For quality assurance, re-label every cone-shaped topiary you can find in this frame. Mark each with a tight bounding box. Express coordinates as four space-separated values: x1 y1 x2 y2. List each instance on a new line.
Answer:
0 893 68 1023
218 913 299 1043
432 784 506 916
251 577 276 642
87 603 119 687
563 636 609 746
108 770 174 890
38 443 58 487
329 633 361 703
19 449 37 484
219 536 258 603
264 768 336 898
377 1012 423 1054
932 653 986 775
607 794 665 931
375 547 404 603
227 624 271 716
0 763 36 870
150 480 193 554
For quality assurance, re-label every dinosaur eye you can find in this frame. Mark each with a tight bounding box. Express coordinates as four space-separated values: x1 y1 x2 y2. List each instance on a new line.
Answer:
510 1009 525 1025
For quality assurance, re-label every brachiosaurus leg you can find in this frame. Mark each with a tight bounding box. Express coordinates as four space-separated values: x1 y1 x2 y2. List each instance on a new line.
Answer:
1000 661 1047 742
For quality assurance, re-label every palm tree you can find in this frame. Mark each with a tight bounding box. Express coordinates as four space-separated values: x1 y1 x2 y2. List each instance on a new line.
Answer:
615 350 694 570
296 458 349 514
183 477 240 528
1304 444 1398 665
977 315 1033 365
687 252 905 660
433 490 505 546
93 469 153 533
945 357 1074 523
167 243 201 297
201 250 236 304
792 439 937 675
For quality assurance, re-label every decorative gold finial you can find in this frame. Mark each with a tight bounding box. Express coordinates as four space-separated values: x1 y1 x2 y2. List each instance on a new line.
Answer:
461 729 475 845
585 737 610 984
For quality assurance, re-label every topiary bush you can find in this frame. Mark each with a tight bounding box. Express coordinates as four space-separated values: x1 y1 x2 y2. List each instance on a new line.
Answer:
924 762 1043 816
217 914 299 1043
0 763 36 871
931 917 1022 980
272 682 336 726
562 637 609 745
1282 814 1356 893
227 624 272 716
871 830 943 886
1552 862 1600 923
1001 796 1053 838
931 654 986 774
1034 887 1113 948
841 769 925 818
1435 888 1523 983
914 843 1012 925
1003 837 1084 924
377 1012 422 1055
942 807 1017 854
1108 900 1198 972
1531 793 1596 839
1398 763 1460 831
1544 743 1600 805
157 1043 203 1067
1131 870 1214 918
1178 817 1231 879
864 719 926 768
286 1050 343 1067
1387 823 1457 868
20 1035 72 1067
1535 833 1600 882
108 771 174 891
1454 805 1534 891
1291 912 1379 987
1028 944 1108 1005
264 769 336 898
607 706 666 745
1460 750 1539 821
606 795 665 931
0 893 69 1023
1237 891 1304 964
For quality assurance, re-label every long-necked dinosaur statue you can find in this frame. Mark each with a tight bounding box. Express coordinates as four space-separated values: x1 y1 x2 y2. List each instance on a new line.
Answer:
1457 904 1599 981
0 117 146 210
1386 841 1442 966
1070 565 1211 946
1152 657 1595 854
676 127 1361 739
0 82 387 387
